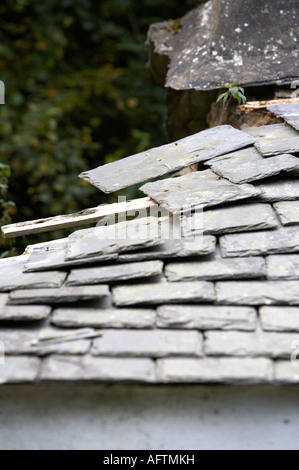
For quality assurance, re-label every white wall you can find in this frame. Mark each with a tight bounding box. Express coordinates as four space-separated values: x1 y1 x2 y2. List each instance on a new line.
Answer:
0 384 298 450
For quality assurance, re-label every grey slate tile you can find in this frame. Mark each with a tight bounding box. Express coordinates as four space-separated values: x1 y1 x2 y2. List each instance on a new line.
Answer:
79 126 255 193
40 355 155 382
266 254 299 280
259 306 299 332
52 308 156 329
0 255 67 292
0 305 51 321
215 281 299 305
9 285 110 305
244 123 299 156
183 203 278 236
0 328 91 355
254 177 299 202
92 329 203 357
112 281 215 306
66 260 163 286
206 147 299 183
140 170 260 214
165 252 266 281
118 235 216 262
156 358 273 384
65 217 162 261
220 226 299 257
267 103 299 131
156 305 257 331
273 201 299 225
275 362 299 383
205 330 298 358
0 356 40 384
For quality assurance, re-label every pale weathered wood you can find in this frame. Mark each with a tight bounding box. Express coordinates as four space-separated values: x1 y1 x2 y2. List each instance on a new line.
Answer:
1 197 157 239
239 98 299 113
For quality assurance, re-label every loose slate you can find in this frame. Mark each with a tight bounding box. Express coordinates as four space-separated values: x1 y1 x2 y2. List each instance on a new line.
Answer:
267 103 299 131
206 147 299 184
112 281 215 306
140 170 260 213
254 177 299 202
9 285 110 304
79 126 254 193
66 260 163 286
0 305 51 321
244 124 299 156
273 201 299 225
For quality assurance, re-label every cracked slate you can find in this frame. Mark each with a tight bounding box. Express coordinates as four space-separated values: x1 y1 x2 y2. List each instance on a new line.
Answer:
220 226 299 257
215 281 299 305
51 308 156 329
9 285 110 304
0 328 91 355
66 260 163 286
164 251 266 281
205 330 299 358
254 177 299 202
244 124 299 156
91 329 203 357
140 170 260 213
40 355 155 382
267 103 299 131
266 254 299 280
112 281 215 306
118 235 216 262
273 201 299 225
259 306 299 332
0 356 40 384
65 217 162 261
156 305 257 331
0 305 51 321
156 358 273 384
182 203 278 236
205 147 299 184
79 126 255 193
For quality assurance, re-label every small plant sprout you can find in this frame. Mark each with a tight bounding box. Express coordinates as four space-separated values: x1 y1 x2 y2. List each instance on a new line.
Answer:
216 81 247 107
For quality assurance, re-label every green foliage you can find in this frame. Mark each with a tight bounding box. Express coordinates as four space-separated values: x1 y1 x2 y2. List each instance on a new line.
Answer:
0 0 203 248
216 81 247 107
0 163 17 257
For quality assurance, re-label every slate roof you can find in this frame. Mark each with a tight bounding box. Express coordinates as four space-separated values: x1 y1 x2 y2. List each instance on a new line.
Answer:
1 104 299 385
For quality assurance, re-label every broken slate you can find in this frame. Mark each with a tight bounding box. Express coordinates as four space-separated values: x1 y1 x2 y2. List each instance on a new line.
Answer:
206 147 299 184
244 124 299 156
140 170 260 213
79 126 255 193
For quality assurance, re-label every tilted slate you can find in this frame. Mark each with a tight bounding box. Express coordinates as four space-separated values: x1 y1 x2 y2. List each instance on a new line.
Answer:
215 281 299 305
259 306 299 332
24 239 118 273
66 260 163 286
0 305 51 321
91 329 203 357
79 126 255 193
164 251 266 281
273 201 299 225
244 124 299 156
40 355 156 382
0 328 91 355
266 254 299 280
182 203 278 236
254 177 299 202
140 170 260 213
267 103 299 131
156 358 273 384
65 217 162 261
0 356 40 384
220 226 299 257
275 362 299 384
118 235 216 262
9 285 110 305
51 308 156 329
206 147 299 184
0 255 67 291
205 330 299 358
112 281 215 306
156 305 257 331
